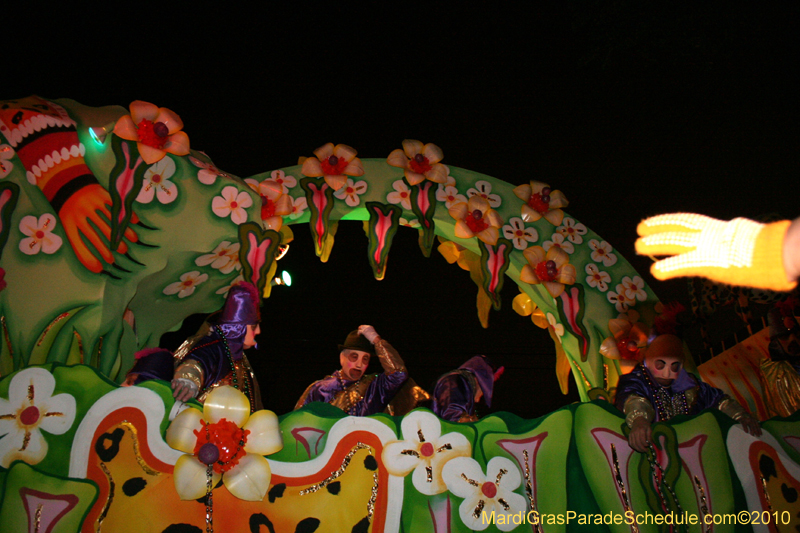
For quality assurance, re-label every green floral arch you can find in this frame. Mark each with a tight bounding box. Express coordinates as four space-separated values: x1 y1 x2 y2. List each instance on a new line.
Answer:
0 97 661 400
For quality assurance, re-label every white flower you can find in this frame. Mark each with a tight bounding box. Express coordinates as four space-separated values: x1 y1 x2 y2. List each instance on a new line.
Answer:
556 217 587 244
607 284 635 312
588 239 617 266
382 411 471 495
216 275 245 295
435 185 467 209
333 178 368 207
621 275 647 302
289 196 308 219
442 456 527 532
542 232 574 254
212 186 253 225
19 214 62 255
269 169 297 193
164 271 209 298
547 313 565 344
195 241 241 274
0 368 76 468
466 180 502 208
386 179 412 211
501 217 538 250
0 144 15 179
189 154 226 185
585 263 611 292
137 157 178 204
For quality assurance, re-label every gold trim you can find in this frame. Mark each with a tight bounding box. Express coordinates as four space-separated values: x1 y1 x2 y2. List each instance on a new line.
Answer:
299 442 371 495
36 312 70 346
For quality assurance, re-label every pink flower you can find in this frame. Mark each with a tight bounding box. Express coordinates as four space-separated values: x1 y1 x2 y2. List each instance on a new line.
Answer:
333 178 368 207
589 239 617 266
387 140 448 185
212 186 253 225
113 101 190 164
542 232 574 254
244 179 292 230
301 143 364 191
501 217 538 250
190 155 228 185
386 180 413 210
556 217 587 244
466 180 502 208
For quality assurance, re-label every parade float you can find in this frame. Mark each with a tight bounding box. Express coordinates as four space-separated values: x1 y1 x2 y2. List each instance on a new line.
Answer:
0 96 798 532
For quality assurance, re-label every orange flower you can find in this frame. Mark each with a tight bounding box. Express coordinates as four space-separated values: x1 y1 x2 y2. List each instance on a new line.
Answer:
244 178 293 231
448 196 503 245
300 143 364 191
387 140 448 185
513 180 568 226
599 311 649 361
113 101 190 164
520 245 576 298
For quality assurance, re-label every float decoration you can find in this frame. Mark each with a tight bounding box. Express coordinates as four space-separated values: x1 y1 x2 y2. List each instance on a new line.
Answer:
449 195 503 246
512 180 569 226
111 100 190 165
300 176 337 261
386 139 448 185
108 135 146 249
479 238 512 311
0 181 20 259
300 143 364 191
409 179 438 257
237 223 282 297
556 285 590 361
365 202 402 281
244 178 293 231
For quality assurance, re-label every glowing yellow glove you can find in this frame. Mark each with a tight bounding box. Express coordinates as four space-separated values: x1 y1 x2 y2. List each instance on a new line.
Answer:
636 213 796 292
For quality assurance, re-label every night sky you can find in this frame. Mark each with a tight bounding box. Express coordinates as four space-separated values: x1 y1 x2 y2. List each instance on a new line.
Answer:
5 3 798 418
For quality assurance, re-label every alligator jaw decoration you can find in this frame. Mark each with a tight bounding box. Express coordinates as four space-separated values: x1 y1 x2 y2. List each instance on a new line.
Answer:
0 97 798 531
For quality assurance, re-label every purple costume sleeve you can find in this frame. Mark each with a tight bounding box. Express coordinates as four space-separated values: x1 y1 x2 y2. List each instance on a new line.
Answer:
432 373 475 422
184 328 237 390
358 370 407 416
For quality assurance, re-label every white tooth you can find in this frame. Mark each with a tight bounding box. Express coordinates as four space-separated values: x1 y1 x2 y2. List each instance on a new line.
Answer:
45 115 57 127
34 115 45 132
70 145 80 157
32 163 42 178
44 154 54 169
21 119 33 137
29 115 41 132
78 143 85 156
10 130 22 147
61 147 70 161
26 171 36 185
51 149 61 165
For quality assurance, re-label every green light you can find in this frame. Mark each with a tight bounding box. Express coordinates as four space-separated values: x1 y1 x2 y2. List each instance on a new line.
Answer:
281 271 292 287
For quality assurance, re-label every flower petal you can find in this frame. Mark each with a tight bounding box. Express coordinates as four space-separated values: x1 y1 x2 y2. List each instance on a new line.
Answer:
442 456 485 498
242 410 283 455
301 157 323 177
312 143 334 161
402 139 424 157
38 392 76 435
404 170 425 186
401 410 443 443
154 107 184 135
520 205 541 223
112 115 138 141
421 143 443 164
138 143 166 165
522 246 546 266
129 100 159 123
386 149 409 168
454 220 475 239
343 159 364 177
224 453 272 501
324 175 348 191
174 454 221 500
487 457 521 490
543 281 565 298
412 459 448 495
203 386 250 427
0 428 46 468
382 440 422 477
166 407 205 454
164 131 190 156
548 190 569 209
542 208 564 226
425 164 448 183
519 265 540 284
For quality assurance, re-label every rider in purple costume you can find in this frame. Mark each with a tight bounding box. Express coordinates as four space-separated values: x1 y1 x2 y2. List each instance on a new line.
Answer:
616 333 760 452
170 282 263 411
294 325 413 416
432 355 503 423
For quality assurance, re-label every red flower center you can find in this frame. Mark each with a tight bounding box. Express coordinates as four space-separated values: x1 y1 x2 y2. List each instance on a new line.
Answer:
136 119 169 149
151 173 162 184
20 405 40 426
409 153 432 174
321 154 348 175
420 442 434 457
535 261 557 282
230 201 238 209
193 418 249 473
261 196 276 219
616 338 640 360
35 230 45 239
527 192 550 214
481 482 498 499
465 210 488 234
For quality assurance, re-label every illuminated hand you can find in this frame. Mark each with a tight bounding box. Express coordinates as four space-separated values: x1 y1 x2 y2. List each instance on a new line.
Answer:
738 414 762 437
59 183 138 273
627 417 652 453
171 378 198 402
358 325 380 344
635 213 795 291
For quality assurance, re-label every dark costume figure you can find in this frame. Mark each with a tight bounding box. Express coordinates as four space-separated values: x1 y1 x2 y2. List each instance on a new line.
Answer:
759 303 800 417
432 355 503 422
123 348 174 386
138 282 264 411
295 326 427 416
616 333 759 452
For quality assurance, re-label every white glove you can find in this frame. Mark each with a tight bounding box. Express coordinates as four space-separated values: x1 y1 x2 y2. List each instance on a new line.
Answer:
358 325 380 344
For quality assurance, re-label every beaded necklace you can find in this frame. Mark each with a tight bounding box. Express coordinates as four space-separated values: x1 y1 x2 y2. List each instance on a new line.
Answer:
335 370 361 415
642 366 689 421
217 326 252 412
